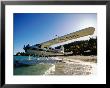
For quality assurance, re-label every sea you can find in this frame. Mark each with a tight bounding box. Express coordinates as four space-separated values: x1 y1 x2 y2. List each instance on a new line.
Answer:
14 56 56 75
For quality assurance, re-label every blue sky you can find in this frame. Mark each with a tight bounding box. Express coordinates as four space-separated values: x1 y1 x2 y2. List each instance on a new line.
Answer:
14 13 97 54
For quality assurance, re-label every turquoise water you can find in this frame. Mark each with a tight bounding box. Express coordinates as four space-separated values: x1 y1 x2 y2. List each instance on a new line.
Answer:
14 56 53 75
14 56 38 61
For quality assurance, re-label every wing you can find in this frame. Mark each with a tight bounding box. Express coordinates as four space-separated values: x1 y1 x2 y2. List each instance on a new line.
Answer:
40 27 95 48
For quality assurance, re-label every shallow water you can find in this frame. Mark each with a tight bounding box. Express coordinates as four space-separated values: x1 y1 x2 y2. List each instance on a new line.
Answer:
14 63 52 75
14 56 54 75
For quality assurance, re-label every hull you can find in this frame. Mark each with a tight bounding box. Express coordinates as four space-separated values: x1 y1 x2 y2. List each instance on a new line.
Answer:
26 49 64 56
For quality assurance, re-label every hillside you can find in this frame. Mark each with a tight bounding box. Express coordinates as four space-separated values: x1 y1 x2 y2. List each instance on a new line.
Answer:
55 37 97 56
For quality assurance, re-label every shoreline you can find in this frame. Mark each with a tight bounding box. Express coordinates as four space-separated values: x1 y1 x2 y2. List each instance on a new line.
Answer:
14 55 97 75
43 64 55 75
58 55 97 63
44 56 97 75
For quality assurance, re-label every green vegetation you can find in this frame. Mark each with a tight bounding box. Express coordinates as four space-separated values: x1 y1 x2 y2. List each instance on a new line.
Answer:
15 37 97 56
55 37 97 56
14 52 30 56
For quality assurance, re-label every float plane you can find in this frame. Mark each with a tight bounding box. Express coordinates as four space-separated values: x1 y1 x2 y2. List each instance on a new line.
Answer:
23 27 95 56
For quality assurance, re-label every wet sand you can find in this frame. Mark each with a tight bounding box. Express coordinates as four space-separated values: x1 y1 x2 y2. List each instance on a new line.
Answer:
45 56 97 75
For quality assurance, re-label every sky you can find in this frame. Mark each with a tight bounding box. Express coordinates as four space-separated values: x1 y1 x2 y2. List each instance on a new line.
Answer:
14 13 97 54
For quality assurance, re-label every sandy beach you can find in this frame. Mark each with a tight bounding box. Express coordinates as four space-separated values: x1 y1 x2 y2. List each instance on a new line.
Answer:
45 56 97 75
58 56 97 63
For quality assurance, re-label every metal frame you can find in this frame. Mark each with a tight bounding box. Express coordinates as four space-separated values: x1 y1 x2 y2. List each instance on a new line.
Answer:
1 1 109 88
